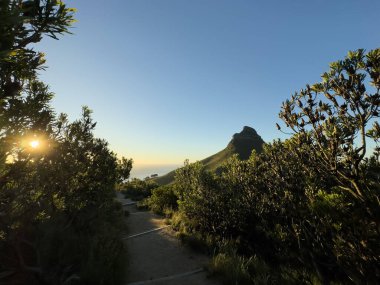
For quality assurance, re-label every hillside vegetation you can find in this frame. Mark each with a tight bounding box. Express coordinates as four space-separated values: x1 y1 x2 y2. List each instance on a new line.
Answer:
145 49 380 284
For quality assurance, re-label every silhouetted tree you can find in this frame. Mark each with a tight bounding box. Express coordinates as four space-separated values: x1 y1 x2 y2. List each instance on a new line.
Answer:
279 49 380 201
0 1 130 284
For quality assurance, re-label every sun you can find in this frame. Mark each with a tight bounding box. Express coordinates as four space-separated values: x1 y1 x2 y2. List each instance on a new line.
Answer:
29 140 40 149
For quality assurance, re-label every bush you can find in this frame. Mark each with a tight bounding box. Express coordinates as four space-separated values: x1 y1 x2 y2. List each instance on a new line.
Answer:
146 185 178 215
0 2 132 284
209 246 275 285
168 49 380 284
120 178 158 201
177 231 212 254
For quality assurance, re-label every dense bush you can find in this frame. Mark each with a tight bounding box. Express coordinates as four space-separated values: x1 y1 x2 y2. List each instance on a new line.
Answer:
146 185 178 215
120 178 158 201
147 49 380 284
0 2 130 284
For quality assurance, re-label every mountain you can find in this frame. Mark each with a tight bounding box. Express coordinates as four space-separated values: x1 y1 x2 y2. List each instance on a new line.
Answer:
153 126 265 185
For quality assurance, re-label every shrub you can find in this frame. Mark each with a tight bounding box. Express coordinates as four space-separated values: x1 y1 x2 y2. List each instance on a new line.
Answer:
209 251 274 285
120 178 158 201
146 185 178 215
170 49 380 284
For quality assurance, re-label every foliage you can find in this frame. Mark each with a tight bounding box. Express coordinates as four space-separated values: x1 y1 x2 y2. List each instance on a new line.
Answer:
0 0 75 99
146 185 178 215
116 157 133 183
0 105 130 284
277 48 380 283
278 48 380 201
120 178 158 201
0 1 130 284
209 252 254 285
209 251 274 285
176 231 211 253
161 49 380 284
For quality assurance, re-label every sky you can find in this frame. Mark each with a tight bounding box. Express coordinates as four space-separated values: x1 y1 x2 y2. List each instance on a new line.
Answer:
38 0 380 175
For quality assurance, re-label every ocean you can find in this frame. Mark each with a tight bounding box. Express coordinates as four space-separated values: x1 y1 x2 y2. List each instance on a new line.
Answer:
130 164 180 180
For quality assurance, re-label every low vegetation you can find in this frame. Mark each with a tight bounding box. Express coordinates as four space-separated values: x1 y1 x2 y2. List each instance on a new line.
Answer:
2 1 379 284
146 49 380 284
119 178 159 201
145 185 178 214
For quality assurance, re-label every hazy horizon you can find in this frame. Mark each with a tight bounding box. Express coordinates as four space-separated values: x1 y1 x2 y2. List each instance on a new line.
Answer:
130 164 181 179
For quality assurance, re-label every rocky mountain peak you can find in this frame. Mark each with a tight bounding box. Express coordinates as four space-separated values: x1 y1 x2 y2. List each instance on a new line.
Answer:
234 126 259 138
228 126 264 159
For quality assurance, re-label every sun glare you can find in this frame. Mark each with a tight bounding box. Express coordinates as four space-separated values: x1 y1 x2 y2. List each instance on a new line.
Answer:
30 140 40 149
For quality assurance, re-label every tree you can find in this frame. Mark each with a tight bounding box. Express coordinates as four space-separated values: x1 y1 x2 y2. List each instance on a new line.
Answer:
1 0 75 187
278 48 380 283
117 157 133 183
0 2 131 284
120 177 158 201
0 0 75 83
279 49 380 201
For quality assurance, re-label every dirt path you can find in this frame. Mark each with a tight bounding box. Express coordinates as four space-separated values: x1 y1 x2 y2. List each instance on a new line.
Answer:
116 193 219 285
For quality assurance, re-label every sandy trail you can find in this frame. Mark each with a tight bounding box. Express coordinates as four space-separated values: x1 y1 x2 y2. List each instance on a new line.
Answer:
116 192 219 285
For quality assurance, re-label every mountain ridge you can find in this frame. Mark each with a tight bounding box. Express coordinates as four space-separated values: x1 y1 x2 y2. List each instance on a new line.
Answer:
153 126 264 185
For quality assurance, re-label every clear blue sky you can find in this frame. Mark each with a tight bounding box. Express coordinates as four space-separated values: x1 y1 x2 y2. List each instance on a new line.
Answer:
39 0 380 167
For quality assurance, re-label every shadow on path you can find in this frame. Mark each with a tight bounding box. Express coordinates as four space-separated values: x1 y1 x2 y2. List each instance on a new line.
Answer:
115 192 219 285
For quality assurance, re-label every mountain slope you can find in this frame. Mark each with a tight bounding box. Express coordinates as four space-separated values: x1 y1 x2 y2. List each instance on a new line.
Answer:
153 126 264 185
